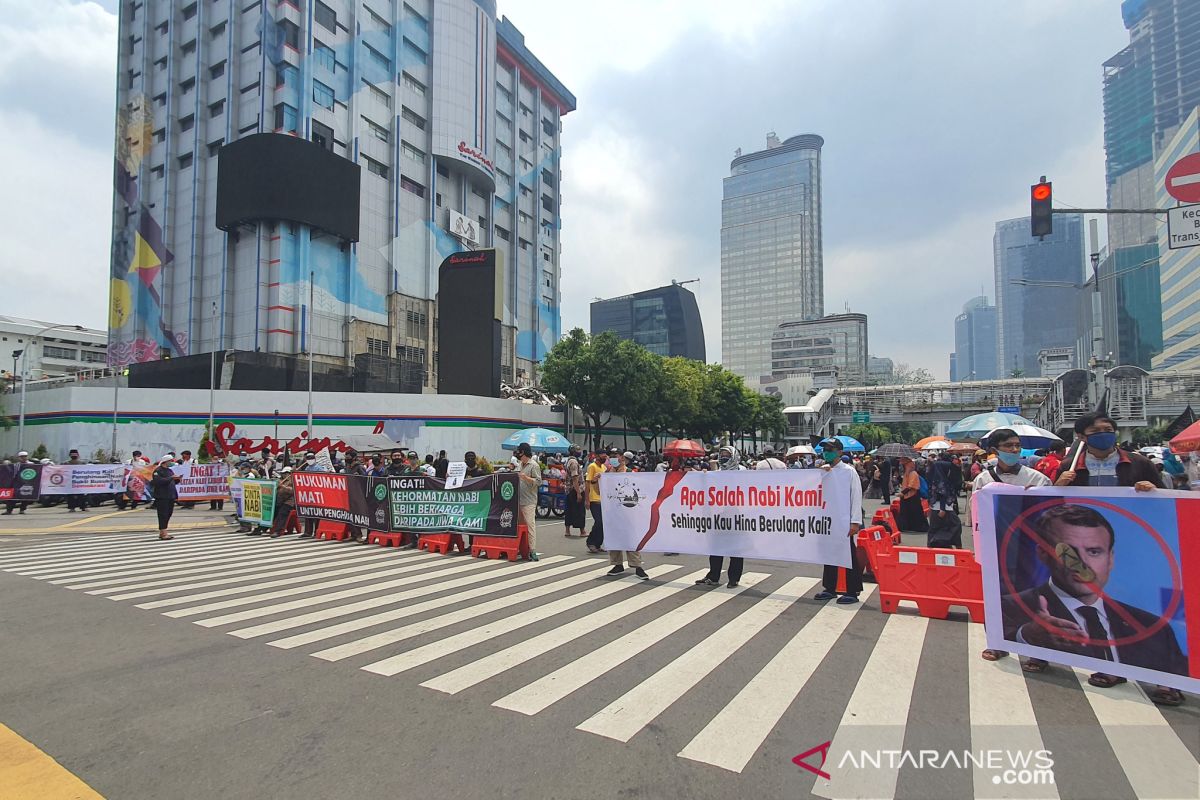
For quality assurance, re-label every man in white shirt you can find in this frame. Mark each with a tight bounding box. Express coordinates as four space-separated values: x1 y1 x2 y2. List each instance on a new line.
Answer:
754 446 786 471
813 438 865 604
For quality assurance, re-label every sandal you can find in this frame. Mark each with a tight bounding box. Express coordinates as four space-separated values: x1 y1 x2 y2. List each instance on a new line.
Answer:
1087 672 1127 688
980 649 1008 662
1149 686 1185 707
158 534 174 540
1021 658 1048 673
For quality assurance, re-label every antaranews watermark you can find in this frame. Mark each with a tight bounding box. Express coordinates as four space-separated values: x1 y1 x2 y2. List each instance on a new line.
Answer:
795 741 1055 786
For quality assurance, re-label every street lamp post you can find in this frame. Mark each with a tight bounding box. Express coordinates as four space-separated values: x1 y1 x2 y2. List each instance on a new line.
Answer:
307 271 315 437
18 324 85 453
10 350 20 395
208 301 218 442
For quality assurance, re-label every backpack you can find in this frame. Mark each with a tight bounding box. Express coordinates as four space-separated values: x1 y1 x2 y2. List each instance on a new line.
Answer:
918 475 929 499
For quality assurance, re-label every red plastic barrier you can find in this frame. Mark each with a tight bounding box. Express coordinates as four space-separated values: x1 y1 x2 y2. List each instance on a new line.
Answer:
419 533 467 555
470 524 530 561
314 520 353 541
367 531 406 547
855 524 902 579
874 545 984 622
871 507 895 530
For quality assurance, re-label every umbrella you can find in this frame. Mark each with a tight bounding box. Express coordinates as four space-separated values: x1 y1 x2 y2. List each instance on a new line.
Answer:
873 442 919 460
815 435 865 453
948 442 978 455
500 427 571 453
663 439 706 459
946 411 1035 442
787 444 816 457
981 424 1063 449
921 440 952 452
913 436 951 451
1169 420 1200 453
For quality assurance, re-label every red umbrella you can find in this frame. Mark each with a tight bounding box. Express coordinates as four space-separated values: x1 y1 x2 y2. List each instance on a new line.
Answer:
1169 420 1200 453
663 439 706 459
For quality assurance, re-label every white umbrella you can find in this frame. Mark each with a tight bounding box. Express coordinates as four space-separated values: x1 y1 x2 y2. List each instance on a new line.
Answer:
982 424 1063 449
921 440 952 452
787 445 816 456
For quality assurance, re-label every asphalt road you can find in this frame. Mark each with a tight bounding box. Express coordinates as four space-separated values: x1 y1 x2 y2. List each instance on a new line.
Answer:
0 501 1196 800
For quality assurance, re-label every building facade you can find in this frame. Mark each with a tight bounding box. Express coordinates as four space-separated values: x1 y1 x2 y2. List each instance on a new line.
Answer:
951 296 999 381
589 282 705 361
994 214 1086 377
770 313 867 387
1154 107 1200 370
721 133 824 380
0 317 108 388
866 355 893 383
111 1 573 390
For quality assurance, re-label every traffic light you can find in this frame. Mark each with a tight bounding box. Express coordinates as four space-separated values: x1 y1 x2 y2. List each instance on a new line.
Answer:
1031 179 1052 238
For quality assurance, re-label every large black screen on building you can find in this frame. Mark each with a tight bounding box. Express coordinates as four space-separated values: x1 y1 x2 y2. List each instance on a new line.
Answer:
216 133 360 242
438 250 502 397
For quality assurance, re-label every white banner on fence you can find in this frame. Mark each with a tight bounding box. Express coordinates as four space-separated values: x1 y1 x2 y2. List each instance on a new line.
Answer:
40 464 130 495
171 463 231 500
599 469 855 566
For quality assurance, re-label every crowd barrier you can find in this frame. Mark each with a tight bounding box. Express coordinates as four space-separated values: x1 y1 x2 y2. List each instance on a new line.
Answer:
854 524 902 582
872 544 984 622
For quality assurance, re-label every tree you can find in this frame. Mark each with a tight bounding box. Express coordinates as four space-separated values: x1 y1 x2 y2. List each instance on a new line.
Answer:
1129 422 1169 447
197 424 213 463
1009 367 1026 378
839 423 893 449
886 362 935 385
748 391 787 449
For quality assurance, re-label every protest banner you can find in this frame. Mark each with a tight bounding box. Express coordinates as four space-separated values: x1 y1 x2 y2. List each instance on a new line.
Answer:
388 473 520 536
975 484 1199 693
171 462 231 501
0 463 43 502
293 472 389 531
124 463 155 501
230 478 277 526
40 464 129 495
599 469 855 567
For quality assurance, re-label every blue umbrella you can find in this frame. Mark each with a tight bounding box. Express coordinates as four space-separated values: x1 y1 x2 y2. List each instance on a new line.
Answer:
946 412 1034 442
501 427 571 453
816 435 866 453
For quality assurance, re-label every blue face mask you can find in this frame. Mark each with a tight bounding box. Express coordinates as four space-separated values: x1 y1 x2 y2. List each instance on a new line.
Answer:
996 450 1022 467
1087 432 1117 452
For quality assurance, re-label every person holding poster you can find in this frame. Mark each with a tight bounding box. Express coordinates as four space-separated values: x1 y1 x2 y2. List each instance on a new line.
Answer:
151 455 180 540
696 446 747 588
813 438 864 604
585 452 607 554
606 451 648 580
516 443 542 561
65 449 89 513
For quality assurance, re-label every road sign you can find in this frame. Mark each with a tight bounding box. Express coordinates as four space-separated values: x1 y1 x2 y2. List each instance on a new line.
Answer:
852 412 871 424
1165 153 1200 203
1167 204 1200 250
997 406 1021 415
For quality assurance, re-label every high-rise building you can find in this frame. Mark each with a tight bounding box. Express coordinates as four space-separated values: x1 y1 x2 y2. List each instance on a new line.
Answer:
109 1 574 390
589 282 706 361
770 313 867 387
721 133 824 380
1153 107 1200 370
994 215 1086 377
951 296 999 381
866 355 894 383
1099 0 1199 368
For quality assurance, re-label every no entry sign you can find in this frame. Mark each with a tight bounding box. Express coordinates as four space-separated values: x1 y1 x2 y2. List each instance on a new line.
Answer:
1165 153 1200 203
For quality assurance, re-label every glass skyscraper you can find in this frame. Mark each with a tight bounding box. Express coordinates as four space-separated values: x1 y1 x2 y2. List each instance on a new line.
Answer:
770 313 867 386
721 133 823 380
994 215 1086 377
951 296 999 381
589 283 706 361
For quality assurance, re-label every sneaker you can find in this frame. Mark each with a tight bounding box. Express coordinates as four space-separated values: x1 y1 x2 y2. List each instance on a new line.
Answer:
727 580 740 589
607 565 625 576
528 551 540 561
813 590 836 601
635 567 649 580
67 508 75 513
836 594 860 604
298 533 314 539
695 577 719 586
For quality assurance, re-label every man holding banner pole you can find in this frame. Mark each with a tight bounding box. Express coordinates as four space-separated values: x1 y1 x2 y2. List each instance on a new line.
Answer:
813 438 864 604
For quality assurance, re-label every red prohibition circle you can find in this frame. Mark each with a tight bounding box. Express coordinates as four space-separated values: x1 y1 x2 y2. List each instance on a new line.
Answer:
998 496 1183 649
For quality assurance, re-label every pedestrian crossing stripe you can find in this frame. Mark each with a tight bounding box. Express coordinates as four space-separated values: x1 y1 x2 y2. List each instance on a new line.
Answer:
0 531 1195 797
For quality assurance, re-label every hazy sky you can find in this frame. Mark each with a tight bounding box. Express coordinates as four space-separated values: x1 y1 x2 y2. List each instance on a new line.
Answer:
2 0 1128 378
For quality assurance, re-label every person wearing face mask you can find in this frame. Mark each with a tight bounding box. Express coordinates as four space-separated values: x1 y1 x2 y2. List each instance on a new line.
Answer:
1055 413 1162 491
813 438 864 604
696 446 747 588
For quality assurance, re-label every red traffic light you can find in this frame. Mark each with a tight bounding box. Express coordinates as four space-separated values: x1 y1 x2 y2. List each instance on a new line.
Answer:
1032 184 1051 201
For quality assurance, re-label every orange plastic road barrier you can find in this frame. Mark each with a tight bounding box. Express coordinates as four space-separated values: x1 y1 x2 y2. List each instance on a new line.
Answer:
855 524 902 579
871 507 895 530
874 544 984 622
314 520 353 541
418 533 467 554
367 531 406 547
470 524 530 561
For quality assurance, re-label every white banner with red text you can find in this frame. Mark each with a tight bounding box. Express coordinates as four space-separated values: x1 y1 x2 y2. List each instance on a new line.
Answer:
39 464 130 495
170 462 231 501
599 469 855 566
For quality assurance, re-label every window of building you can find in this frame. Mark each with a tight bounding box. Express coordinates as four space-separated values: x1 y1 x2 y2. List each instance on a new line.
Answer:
312 120 334 151
81 350 108 364
518 130 531 145
366 337 388 356
401 140 424 163
313 80 335 109
365 43 391 72
314 1 336 32
178 152 194 169
364 5 389 29
151 164 165 178
242 0 262 12
402 37 427 65
154 56 167 71
403 3 428 29
280 19 299 49
179 114 195 132
518 238 531 251
153 127 165 143
208 139 224 157
363 116 389 142
276 63 297 88
518 211 531 224
314 41 335 72
180 76 195 93
210 61 226 79
210 20 227 39
43 345 78 360
405 309 427 339
436 163 449 178
400 176 425 197
274 103 297 133
156 20 168 35
402 71 426 97
495 226 509 241
241 79 260 94
478 215 487 229
239 120 260 134
519 102 532 118
182 2 197 20
153 92 166 107
401 106 425 130
363 79 391 108
364 156 389 179
209 99 225 118
519 184 531 197
181 38 196 56
542 118 556 138
435 192 442 206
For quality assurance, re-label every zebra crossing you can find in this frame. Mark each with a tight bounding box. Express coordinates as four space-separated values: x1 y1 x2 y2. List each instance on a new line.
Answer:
0 528 1196 799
